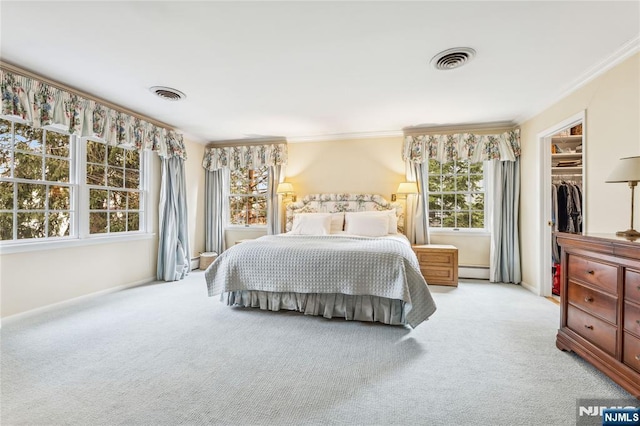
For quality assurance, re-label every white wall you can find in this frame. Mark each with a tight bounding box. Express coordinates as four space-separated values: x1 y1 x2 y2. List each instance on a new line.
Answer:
519 52 640 293
0 137 208 318
286 136 491 268
184 140 206 261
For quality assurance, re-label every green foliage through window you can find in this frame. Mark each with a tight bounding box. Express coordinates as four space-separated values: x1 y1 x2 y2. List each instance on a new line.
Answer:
428 159 485 229
87 139 142 234
0 117 146 243
229 167 268 226
0 119 72 241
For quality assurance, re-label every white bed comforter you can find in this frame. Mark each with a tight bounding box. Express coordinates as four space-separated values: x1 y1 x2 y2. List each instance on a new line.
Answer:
204 234 437 327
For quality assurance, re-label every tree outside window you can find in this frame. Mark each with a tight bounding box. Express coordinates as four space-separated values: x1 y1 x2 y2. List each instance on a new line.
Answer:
229 167 268 226
428 159 485 229
0 118 73 241
86 139 142 234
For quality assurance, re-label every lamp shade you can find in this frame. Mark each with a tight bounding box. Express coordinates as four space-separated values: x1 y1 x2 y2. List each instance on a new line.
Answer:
276 183 294 194
606 156 640 183
396 182 419 194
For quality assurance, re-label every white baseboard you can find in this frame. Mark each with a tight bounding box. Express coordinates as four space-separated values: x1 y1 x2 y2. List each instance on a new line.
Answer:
190 257 200 271
1 276 156 326
459 266 490 280
520 280 540 295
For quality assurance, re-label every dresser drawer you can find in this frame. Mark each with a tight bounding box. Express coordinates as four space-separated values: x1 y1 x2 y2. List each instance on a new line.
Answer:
568 281 617 324
567 255 618 294
625 269 640 304
567 305 617 356
624 301 640 338
623 332 640 374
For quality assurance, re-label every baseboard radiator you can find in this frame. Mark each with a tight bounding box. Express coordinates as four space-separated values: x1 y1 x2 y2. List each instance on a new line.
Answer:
458 265 490 280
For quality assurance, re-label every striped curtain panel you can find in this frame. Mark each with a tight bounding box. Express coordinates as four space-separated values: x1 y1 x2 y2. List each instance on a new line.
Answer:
157 157 191 281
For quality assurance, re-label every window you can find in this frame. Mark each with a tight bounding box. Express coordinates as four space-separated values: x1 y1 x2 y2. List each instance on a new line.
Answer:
427 159 486 230
229 166 268 226
86 139 142 234
0 117 148 246
0 118 74 241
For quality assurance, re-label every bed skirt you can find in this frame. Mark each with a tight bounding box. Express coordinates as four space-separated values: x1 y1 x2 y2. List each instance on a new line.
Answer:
224 290 407 325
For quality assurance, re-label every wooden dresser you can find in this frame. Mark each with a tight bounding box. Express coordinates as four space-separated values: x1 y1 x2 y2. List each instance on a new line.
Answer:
412 244 458 287
555 233 640 397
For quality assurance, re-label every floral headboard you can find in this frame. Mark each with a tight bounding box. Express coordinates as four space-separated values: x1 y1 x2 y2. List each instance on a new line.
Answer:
285 193 404 234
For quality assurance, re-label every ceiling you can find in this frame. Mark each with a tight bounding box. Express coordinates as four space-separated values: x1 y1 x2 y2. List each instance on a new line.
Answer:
1 1 639 144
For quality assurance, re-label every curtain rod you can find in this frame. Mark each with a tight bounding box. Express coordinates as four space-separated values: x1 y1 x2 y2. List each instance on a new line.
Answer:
403 121 517 136
0 60 175 131
206 137 287 148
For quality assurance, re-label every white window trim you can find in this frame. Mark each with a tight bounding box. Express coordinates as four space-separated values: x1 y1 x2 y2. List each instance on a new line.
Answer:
0 232 156 254
0 117 152 250
427 160 489 232
228 167 269 227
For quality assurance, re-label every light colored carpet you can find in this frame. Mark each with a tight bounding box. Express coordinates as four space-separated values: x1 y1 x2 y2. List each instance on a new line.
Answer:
1 271 631 425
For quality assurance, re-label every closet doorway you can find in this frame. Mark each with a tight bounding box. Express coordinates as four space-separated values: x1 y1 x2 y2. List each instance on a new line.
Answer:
537 111 585 297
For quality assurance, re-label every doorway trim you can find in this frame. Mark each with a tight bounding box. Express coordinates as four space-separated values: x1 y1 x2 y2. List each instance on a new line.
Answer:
537 110 586 296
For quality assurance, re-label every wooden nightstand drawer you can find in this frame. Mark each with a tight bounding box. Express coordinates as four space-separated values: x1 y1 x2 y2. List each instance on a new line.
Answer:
567 305 617 356
567 281 617 324
568 254 618 294
421 267 455 283
416 251 454 266
412 244 458 287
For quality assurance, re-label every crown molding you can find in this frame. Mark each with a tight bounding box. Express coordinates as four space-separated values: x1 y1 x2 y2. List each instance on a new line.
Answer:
287 130 403 144
516 35 640 125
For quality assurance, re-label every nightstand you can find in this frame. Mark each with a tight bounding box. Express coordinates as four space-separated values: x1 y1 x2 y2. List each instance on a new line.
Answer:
412 244 458 287
235 239 253 245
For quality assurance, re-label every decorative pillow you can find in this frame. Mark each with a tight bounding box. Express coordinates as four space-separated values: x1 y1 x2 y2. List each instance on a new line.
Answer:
291 213 332 235
344 214 389 237
330 212 345 233
345 210 398 234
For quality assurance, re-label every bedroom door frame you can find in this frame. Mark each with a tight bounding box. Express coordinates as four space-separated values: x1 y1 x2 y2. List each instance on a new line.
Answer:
537 110 585 297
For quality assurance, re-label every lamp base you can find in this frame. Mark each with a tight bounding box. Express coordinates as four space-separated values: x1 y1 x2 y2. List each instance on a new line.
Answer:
616 229 640 240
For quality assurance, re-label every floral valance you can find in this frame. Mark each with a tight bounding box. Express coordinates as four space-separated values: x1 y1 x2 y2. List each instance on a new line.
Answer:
202 143 287 171
0 69 186 160
402 128 520 164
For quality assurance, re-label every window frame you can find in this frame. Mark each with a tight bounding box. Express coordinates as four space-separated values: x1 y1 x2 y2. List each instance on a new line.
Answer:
426 158 489 234
80 137 147 238
0 117 77 243
0 117 153 254
227 166 269 228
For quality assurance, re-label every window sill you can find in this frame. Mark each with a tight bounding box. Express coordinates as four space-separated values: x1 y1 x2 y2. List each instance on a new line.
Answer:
225 225 268 231
429 229 491 237
0 233 156 255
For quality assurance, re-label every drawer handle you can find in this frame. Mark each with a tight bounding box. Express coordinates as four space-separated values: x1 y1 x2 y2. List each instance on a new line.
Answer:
584 297 593 303
636 355 640 362
586 270 595 275
584 324 594 330
637 320 640 326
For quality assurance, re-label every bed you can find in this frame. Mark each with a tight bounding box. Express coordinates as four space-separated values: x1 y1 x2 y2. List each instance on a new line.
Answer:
204 194 437 328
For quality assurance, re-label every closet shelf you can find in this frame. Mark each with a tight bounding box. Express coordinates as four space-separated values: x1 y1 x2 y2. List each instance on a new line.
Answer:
552 152 582 158
552 166 582 174
551 135 583 143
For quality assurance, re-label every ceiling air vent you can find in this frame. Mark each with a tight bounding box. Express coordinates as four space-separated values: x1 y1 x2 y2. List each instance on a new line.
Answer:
430 47 476 70
149 86 186 101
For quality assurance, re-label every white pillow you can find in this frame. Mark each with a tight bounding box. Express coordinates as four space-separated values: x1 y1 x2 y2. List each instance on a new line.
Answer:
291 213 332 235
329 212 345 233
345 211 398 234
344 214 389 237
